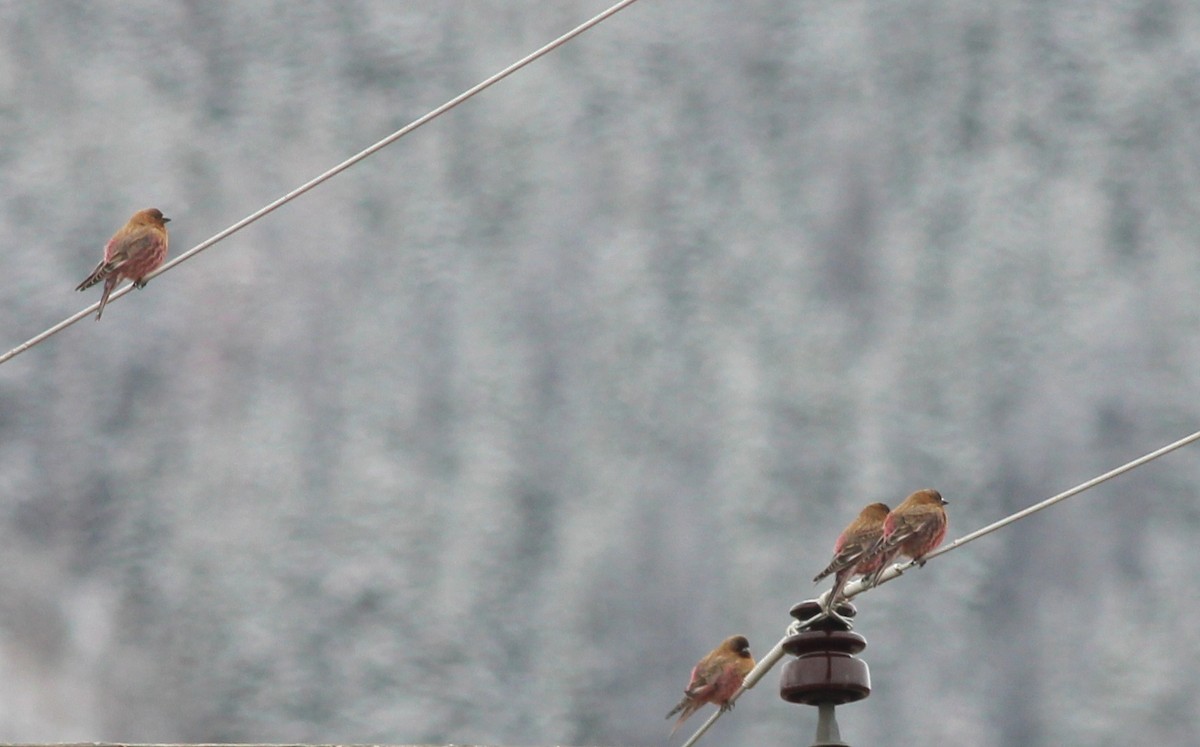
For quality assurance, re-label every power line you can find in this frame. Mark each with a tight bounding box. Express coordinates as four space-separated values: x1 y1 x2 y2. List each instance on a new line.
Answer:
679 426 1200 747
0 0 643 367
846 426 1200 595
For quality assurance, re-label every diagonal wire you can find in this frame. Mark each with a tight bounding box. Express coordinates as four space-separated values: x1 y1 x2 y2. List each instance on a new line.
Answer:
679 427 1200 747
843 426 1200 595
0 0 643 367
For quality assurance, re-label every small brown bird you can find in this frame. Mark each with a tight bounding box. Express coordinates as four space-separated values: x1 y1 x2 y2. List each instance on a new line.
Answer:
865 488 949 587
666 634 754 735
813 502 890 609
76 208 170 320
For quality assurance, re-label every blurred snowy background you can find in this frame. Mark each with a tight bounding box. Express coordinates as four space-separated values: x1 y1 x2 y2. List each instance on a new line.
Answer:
1 1 1199 745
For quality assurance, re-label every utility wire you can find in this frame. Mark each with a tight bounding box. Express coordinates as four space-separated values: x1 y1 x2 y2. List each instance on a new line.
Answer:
680 426 1200 747
843 426 1200 596
0 0 643 367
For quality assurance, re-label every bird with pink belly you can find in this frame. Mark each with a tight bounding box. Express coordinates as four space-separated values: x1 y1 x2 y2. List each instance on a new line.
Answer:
865 488 949 588
813 502 890 611
76 208 170 320
666 634 754 735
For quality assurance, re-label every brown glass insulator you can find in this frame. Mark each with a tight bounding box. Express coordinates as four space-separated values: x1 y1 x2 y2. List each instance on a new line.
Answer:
779 600 871 706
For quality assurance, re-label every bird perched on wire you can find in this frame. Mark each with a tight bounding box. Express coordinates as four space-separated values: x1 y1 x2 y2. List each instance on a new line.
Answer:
864 488 948 588
76 208 170 320
813 502 890 611
666 634 755 735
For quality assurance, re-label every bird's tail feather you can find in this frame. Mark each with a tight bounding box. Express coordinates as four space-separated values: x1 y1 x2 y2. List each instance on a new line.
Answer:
76 260 110 292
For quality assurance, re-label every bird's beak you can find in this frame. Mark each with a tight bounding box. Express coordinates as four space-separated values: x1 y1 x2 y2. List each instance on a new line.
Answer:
163 217 171 223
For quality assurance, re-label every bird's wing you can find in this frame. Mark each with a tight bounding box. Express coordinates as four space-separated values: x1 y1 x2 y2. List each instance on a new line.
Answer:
110 232 158 263
685 656 727 697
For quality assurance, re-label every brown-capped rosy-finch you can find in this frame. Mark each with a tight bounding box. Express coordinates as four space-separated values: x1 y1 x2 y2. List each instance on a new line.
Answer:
813 502 890 609
666 634 754 735
76 208 170 320
865 488 948 587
